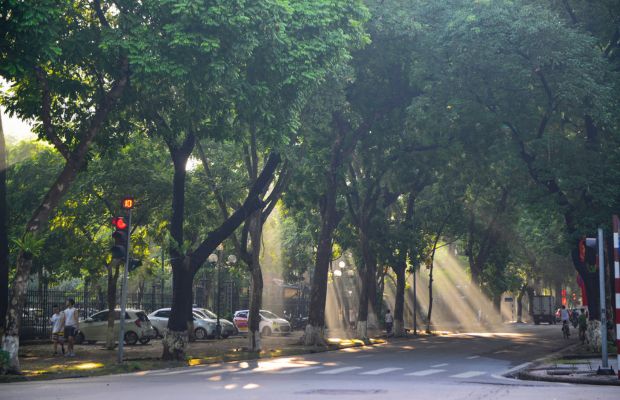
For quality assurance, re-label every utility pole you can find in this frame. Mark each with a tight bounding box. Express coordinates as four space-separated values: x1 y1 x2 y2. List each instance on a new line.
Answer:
612 216 620 380
117 197 134 364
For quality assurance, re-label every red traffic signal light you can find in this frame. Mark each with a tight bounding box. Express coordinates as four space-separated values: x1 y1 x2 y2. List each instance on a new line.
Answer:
112 217 128 230
111 217 129 259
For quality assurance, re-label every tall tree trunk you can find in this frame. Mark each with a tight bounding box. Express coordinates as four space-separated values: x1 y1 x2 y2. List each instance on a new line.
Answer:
163 138 195 360
516 284 527 323
106 262 120 350
393 259 406 337
247 210 263 352
0 112 8 336
426 260 434 334
356 225 375 339
163 258 193 360
304 134 345 346
304 192 337 346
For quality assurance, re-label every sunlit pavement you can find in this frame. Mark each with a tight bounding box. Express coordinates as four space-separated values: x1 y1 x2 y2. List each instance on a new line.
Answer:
3 324 618 400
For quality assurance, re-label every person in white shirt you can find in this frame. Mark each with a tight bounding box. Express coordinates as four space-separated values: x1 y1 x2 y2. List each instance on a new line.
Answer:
560 305 570 323
50 305 65 355
63 298 79 357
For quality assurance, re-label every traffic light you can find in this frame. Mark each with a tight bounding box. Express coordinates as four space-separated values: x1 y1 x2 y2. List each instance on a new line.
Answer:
111 217 128 259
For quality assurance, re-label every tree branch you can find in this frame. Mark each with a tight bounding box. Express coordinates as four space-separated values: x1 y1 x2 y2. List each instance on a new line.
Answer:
34 67 70 160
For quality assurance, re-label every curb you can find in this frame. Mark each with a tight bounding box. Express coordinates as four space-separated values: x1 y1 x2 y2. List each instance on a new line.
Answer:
512 343 620 386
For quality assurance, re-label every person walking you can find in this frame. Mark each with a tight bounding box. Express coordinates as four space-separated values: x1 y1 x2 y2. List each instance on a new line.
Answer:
560 305 570 338
63 298 79 357
578 308 588 344
50 305 65 355
385 309 394 337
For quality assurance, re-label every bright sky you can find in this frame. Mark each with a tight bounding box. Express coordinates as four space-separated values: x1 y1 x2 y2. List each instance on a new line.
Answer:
1 79 35 144
1 106 35 144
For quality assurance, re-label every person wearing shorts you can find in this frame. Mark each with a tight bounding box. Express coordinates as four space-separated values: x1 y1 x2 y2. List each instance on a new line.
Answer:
50 305 65 355
63 298 79 357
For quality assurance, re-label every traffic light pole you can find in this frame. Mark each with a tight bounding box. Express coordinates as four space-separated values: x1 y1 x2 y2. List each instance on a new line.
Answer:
597 228 609 373
117 208 132 364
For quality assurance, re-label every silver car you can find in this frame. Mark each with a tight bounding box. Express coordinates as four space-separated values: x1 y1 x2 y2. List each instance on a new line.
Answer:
193 307 236 338
77 309 156 345
148 308 216 340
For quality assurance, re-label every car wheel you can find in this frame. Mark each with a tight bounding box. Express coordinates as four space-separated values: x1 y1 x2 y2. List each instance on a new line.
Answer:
261 327 272 337
75 332 85 345
124 331 139 345
195 327 207 340
139 337 150 345
221 332 229 339
153 327 160 338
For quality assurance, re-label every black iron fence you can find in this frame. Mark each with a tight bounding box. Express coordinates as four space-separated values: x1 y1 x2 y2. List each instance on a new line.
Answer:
20 279 310 341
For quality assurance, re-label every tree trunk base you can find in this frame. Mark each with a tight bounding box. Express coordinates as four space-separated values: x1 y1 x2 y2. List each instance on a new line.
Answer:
586 320 602 351
248 329 261 352
1 334 20 374
393 320 405 337
303 324 326 347
162 330 188 361
356 320 368 340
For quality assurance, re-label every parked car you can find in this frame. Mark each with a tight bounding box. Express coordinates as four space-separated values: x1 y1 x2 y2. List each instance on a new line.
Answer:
76 309 156 345
148 308 216 340
233 309 291 337
192 307 236 338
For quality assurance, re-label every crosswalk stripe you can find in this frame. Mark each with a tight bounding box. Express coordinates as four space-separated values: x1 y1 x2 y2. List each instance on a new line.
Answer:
150 369 191 376
190 368 234 376
431 363 448 368
317 366 363 375
405 369 445 376
360 367 403 375
466 355 480 359
274 366 323 374
451 371 486 378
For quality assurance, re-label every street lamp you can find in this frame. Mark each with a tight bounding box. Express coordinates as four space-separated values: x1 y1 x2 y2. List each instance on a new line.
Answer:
208 245 236 339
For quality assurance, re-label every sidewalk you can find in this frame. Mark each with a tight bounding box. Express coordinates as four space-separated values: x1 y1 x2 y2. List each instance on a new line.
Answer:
517 344 620 386
0 332 384 382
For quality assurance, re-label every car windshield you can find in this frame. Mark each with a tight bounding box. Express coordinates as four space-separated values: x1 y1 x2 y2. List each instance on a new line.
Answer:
201 309 218 319
260 311 280 320
136 312 149 321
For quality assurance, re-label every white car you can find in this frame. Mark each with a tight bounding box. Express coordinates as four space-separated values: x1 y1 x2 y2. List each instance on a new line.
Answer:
233 309 291 336
148 308 216 340
193 307 236 338
77 309 156 345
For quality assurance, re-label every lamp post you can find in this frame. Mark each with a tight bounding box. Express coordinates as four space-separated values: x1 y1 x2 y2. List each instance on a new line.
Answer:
208 246 236 339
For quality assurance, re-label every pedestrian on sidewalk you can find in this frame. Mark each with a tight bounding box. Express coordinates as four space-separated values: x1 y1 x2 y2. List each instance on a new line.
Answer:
50 305 65 355
385 309 394 337
63 298 79 357
577 308 587 344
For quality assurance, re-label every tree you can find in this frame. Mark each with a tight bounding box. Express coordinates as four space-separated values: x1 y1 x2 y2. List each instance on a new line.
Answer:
0 113 7 335
1 0 131 371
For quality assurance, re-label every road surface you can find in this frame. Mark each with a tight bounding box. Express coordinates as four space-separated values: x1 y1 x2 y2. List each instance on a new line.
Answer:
2 324 618 400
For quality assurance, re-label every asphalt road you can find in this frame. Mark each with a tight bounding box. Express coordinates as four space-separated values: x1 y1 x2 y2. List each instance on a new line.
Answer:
3 324 618 400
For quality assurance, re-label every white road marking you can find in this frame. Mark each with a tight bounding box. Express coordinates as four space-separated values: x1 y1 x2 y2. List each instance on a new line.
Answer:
451 371 486 378
274 366 323 374
150 369 191 376
360 367 403 375
498 362 532 376
356 354 374 358
190 368 235 376
405 369 445 376
317 366 363 375
466 355 480 359
431 363 449 368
